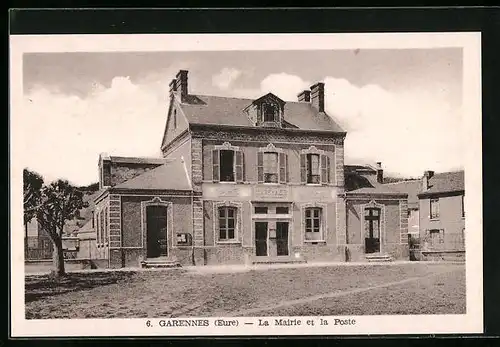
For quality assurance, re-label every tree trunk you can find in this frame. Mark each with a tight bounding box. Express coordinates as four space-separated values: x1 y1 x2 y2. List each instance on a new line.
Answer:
52 236 66 277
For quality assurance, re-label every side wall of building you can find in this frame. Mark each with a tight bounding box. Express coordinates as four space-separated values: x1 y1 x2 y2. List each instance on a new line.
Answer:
419 194 465 252
346 198 409 260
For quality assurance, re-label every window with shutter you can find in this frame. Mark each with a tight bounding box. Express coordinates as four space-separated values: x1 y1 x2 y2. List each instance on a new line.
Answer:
257 151 264 183
263 152 278 183
235 150 244 182
300 153 307 183
279 152 287 183
307 154 320 184
212 149 220 182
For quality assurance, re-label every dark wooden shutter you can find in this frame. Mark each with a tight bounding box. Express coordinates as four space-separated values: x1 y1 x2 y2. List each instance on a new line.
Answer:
257 152 264 183
212 149 220 182
235 150 244 183
279 152 287 183
320 154 328 184
300 153 307 183
326 155 331 183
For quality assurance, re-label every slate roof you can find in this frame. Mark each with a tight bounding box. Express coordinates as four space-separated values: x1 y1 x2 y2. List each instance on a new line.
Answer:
384 180 422 208
346 184 408 197
112 157 192 191
418 171 464 197
178 94 345 132
108 156 167 165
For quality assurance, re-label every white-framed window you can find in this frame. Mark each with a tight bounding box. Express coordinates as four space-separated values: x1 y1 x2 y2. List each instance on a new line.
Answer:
300 146 331 185
218 206 237 241
212 142 244 183
430 198 439 219
263 152 279 183
304 207 324 241
263 103 277 122
257 144 288 184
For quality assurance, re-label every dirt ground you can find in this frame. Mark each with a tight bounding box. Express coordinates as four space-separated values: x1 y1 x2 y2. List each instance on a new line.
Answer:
25 262 465 319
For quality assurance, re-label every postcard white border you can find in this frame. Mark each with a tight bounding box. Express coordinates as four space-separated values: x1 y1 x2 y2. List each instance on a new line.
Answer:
10 32 483 337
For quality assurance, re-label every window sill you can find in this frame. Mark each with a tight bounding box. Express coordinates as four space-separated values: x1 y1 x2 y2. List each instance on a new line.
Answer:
305 183 322 186
216 241 241 245
429 218 440 221
217 181 237 184
304 240 326 244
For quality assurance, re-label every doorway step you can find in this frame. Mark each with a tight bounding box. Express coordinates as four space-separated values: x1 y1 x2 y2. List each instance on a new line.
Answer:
364 253 393 262
250 255 307 265
141 256 181 269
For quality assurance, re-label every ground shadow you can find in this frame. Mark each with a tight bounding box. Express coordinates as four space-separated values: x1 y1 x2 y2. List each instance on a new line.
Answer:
25 271 137 303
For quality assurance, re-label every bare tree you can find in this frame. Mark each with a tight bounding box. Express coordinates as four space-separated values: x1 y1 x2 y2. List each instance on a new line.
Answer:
36 180 87 277
23 168 44 254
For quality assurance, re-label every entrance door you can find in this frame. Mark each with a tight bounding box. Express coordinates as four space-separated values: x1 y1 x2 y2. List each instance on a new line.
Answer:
255 222 268 256
276 222 289 256
146 206 168 258
364 207 381 254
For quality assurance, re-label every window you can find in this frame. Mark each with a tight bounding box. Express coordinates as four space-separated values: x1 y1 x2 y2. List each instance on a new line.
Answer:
430 198 439 219
212 145 244 183
305 207 323 241
428 229 444 248
216 150 234 182
263 152 279 183
263 104 276 122
462 194 465 218
276 207 289 214
300 148 331 185
100 210 105 245
254 206 268 214
257 145 287 184
104 207 108 244
307 154 320 184
173 110 177 129
218 207 236 241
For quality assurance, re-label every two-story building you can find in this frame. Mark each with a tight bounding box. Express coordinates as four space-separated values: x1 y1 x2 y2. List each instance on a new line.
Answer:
418 170 465 261
92 70 410 268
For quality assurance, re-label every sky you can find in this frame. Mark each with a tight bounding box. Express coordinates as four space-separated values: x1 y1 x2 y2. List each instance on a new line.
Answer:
22 48 464 186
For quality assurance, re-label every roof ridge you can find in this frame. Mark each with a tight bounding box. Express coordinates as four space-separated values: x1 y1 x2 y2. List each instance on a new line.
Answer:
384 180 421 185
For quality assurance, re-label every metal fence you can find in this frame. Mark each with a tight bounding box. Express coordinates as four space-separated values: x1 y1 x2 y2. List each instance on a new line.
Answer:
25 237 79 260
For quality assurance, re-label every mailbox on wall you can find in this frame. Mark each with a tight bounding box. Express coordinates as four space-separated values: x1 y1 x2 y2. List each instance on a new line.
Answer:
176 233 192 246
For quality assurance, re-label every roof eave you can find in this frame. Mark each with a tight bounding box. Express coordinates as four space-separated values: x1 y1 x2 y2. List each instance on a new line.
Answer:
189 122 347 137
417 189 465 199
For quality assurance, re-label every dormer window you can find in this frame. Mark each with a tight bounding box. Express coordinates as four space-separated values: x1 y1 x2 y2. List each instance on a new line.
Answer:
244 93 285 128
263 104 277 122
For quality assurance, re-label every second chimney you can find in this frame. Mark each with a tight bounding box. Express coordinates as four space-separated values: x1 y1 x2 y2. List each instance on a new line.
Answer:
376 162 384 184
297 90 311 102
174 70 189 102
423 170 435 190
310 82 325 112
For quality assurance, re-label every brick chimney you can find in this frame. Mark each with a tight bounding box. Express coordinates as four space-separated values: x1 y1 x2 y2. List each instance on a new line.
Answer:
376 162 384 184
310 82 325 112
423 170 435 190
297 90 311 102
174 70 189 102
168 78 177 96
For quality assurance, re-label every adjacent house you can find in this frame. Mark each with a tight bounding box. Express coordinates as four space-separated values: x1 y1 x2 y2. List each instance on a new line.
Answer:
91 70 411 268
417 170 465 260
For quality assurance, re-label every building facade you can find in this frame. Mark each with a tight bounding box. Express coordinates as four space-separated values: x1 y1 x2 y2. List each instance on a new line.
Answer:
418 170 465 260
91 70 410 268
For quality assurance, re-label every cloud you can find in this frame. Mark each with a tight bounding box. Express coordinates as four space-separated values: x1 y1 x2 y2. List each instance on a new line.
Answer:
260 73 311 101
322 77 464 177
22 76 167 186
21 69 463 185
228 72 463 177
212 68 242 90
